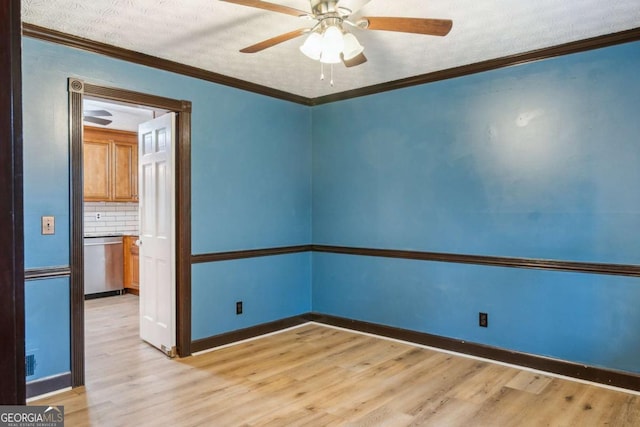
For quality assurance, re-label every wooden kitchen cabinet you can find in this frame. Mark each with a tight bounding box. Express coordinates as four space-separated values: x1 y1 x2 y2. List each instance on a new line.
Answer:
84 126 138 202
83 138 111 200
123 235 139 295
113 141 138 201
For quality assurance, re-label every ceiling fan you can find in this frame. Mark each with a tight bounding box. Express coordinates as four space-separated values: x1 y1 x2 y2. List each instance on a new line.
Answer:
83 109 113 126
221 0 452 69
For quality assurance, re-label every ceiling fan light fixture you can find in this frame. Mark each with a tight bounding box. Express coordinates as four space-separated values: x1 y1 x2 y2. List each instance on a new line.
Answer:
300 31 323 60
319 25 344 64
341 32 363 61
320 49 342 64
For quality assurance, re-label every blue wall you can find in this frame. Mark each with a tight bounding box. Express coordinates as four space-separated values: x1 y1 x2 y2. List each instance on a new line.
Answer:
192 253 311 339
24 278 70 381
22 38 312 381
312 41 640 373
22 33 640 385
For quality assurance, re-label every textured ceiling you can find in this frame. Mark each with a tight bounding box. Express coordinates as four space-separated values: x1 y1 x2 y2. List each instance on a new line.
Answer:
22 0 640 99
84 98 157 132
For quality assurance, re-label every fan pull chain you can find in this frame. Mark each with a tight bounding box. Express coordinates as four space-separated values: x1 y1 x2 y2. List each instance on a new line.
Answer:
319 63 335 86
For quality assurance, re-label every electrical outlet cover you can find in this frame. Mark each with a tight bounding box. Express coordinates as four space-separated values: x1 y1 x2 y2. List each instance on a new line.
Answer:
479 312 488 327
41 216 55 235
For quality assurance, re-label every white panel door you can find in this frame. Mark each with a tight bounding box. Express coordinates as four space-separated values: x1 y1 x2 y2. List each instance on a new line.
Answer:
138 112 176 357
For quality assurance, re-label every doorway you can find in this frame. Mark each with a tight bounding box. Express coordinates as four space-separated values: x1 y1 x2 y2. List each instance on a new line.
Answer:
82 97 172 358
68 78 193 387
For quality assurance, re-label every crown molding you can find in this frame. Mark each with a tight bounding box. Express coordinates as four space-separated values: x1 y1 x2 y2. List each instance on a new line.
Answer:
311 27 640 105
21 23 312 106
22 23 640 106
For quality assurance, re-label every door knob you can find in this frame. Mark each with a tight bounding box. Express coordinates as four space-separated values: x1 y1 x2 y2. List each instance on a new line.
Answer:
135 239 142 246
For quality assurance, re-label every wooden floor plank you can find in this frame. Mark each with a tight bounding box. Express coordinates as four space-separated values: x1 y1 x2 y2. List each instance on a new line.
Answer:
505 370 552 395
30 294 640 426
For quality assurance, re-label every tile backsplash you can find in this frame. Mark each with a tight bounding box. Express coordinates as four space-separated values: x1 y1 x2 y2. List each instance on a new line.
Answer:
84 201 139 236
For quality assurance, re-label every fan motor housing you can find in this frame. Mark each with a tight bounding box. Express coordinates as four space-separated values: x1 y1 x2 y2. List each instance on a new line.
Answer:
311 0 340 15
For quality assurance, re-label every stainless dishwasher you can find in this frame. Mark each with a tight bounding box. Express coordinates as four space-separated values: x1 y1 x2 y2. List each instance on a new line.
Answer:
84 236 124 297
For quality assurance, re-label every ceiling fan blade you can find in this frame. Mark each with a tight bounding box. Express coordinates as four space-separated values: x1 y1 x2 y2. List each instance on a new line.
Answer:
83 109 112 117
220 0 308 17
240 28 308 53
361 17 452 36
343 52 367 67
84 116 112 126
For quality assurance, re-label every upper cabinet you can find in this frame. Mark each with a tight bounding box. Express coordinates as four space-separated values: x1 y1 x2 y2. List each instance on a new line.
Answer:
84 126 138 203
112 141 138 201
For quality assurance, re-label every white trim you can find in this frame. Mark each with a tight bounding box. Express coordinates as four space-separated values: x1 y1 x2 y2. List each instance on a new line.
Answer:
26 387 72 403
193 320 640 396
191 322 310 356
309 322 640 397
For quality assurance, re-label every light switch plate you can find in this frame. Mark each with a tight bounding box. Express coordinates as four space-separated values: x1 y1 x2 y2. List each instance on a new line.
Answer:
42 216 55 235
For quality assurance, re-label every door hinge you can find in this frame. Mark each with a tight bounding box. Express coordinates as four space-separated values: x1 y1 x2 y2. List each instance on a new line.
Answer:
161 345 177 358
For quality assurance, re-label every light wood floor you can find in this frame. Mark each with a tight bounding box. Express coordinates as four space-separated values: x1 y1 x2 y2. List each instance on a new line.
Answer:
32 294 639 426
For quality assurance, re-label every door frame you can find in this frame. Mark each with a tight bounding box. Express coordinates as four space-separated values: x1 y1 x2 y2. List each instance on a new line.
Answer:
0 0 25 404
68 78 192 387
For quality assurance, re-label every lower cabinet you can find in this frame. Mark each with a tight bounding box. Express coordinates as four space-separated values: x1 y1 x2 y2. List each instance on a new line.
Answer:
123 235 139 295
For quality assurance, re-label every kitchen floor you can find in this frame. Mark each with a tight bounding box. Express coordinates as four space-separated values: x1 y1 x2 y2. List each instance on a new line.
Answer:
84 294 142 367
